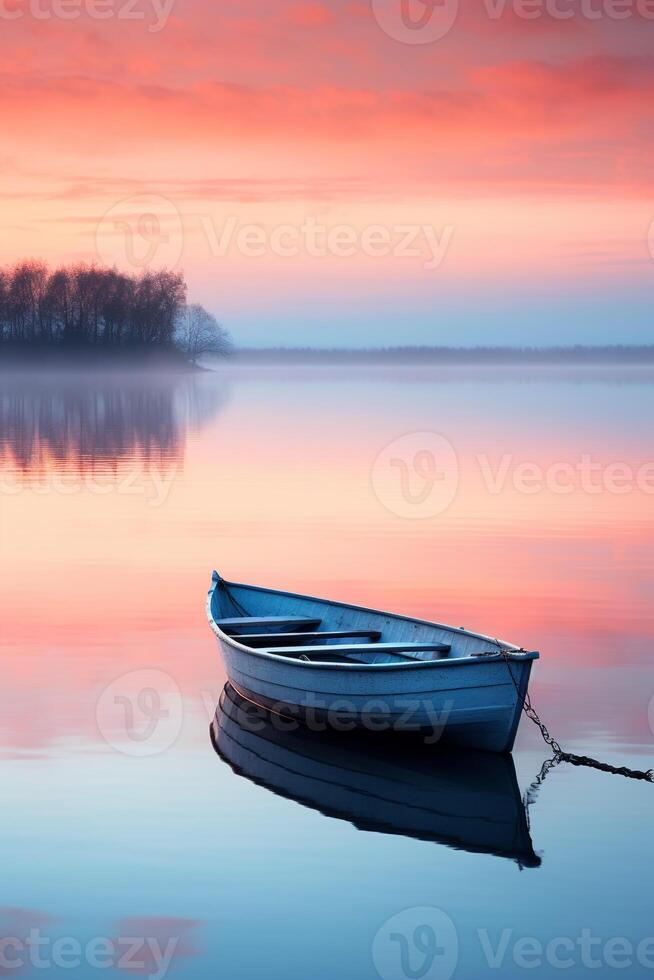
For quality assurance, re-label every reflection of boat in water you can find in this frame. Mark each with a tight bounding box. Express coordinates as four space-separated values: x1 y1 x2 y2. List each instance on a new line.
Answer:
211 684 541 868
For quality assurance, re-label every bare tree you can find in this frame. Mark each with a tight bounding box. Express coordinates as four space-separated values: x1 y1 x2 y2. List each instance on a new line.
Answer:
6 261 48 342
43 267 73 343
0 268 7 342
0 262 191 356
175 304 232 363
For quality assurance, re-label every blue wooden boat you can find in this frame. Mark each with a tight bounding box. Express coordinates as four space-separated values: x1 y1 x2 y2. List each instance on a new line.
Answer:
206 571 539 753
211 683 540 867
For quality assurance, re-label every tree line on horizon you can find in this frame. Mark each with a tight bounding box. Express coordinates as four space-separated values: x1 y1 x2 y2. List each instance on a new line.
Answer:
234 344 654 363
0 260 231 362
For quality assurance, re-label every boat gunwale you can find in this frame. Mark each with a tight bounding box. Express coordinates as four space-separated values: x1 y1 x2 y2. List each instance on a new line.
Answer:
206 574 539 670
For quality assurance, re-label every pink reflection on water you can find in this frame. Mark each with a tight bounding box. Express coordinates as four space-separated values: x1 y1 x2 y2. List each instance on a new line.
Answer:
1 368 653 756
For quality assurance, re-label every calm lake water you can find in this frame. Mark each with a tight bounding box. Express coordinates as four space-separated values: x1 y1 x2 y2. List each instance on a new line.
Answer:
2 364 653 979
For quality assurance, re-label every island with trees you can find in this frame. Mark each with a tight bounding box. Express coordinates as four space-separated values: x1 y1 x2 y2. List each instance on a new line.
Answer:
0 261 231 366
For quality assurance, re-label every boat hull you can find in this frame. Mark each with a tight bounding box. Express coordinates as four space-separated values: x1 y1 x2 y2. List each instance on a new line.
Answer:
216 635 533 753
207 573 539 754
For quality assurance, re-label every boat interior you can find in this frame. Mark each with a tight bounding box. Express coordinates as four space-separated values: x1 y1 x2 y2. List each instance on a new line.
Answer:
211 577 510 666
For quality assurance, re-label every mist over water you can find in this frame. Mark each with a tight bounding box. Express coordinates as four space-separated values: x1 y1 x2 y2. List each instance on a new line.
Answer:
1 365 653 978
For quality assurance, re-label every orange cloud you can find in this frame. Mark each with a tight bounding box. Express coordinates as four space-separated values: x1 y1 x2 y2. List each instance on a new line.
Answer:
284 1 334 25
0 55 652 198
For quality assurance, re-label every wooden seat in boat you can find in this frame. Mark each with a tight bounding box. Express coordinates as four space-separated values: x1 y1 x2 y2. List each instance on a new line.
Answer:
269 642 452 662
236 629 382 648
217 616 322 634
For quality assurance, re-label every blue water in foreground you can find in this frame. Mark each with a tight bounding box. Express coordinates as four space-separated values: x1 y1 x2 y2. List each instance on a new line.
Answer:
1 365 653 979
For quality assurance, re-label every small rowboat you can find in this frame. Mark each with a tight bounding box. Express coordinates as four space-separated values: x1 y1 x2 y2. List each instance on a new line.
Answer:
206 572 539 754
211 684 540 867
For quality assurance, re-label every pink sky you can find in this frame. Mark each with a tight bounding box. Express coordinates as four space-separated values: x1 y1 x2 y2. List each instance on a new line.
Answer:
2 0 654 344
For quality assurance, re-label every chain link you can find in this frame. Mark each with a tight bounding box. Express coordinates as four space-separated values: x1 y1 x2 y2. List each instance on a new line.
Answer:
497 645 654 783
498 646 563 753
522 755 560 829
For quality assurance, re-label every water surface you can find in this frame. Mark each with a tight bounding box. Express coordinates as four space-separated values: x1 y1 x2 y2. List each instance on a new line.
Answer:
2 365 653 978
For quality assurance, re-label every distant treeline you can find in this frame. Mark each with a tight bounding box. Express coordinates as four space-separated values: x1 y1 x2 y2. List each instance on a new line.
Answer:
0 261 186 352
234 345 654 365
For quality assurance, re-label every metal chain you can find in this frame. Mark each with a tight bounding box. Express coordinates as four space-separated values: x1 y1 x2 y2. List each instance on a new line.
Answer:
498 646 563 753
521 755 560 830
497 645 654 783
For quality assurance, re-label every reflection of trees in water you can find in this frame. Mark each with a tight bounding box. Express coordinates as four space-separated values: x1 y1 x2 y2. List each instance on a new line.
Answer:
0 372 228 472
